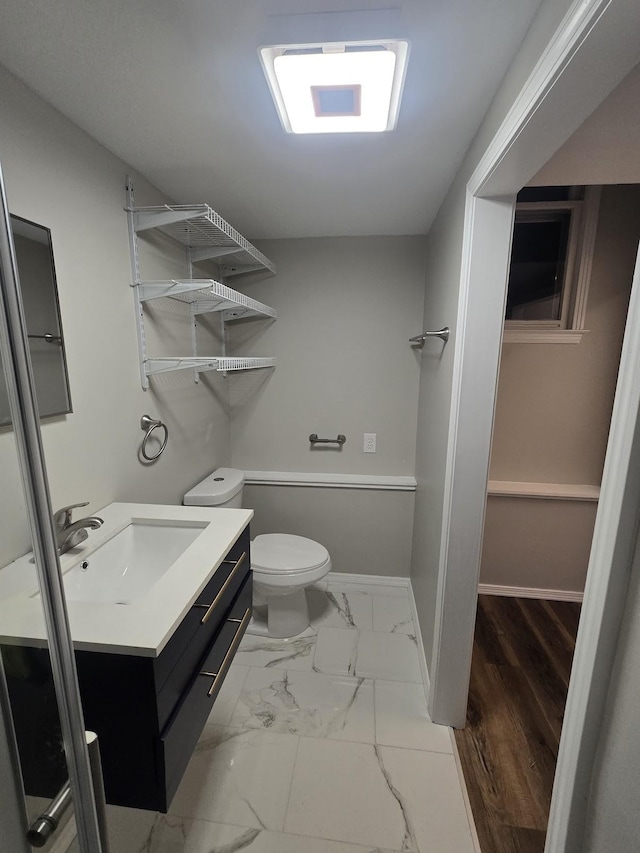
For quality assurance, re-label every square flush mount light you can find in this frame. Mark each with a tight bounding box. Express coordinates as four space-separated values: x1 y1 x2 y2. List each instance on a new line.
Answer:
259 40 409 134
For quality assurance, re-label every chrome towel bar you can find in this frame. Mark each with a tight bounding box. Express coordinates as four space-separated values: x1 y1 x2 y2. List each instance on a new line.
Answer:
309 433 346 445
409 327 450 345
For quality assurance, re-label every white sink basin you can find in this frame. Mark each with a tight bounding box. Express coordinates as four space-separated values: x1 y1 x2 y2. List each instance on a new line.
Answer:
0 503 254 655
57 520 206 605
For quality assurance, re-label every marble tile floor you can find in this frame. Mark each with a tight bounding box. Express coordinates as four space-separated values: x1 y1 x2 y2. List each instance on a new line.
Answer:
69 581 476 853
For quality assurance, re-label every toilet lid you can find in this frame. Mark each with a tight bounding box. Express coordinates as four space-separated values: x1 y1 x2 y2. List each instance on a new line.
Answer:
251 534 329 574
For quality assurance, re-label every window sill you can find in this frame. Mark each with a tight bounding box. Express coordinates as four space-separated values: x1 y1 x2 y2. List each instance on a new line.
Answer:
502 328 587 344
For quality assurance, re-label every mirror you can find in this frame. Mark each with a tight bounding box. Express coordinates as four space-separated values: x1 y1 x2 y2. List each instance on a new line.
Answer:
0 215 72 426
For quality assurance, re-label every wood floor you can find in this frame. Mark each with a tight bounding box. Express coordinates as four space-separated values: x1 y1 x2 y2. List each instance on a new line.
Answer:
454 595 581 853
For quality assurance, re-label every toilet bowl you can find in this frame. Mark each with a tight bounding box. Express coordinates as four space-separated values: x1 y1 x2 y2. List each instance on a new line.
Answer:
250 533 331 638
183 468 331 638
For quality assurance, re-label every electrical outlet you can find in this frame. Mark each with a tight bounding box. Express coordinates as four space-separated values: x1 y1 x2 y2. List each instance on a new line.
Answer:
363 433 376 453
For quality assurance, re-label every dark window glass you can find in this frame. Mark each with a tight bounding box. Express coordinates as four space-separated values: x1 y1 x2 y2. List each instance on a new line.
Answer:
506 212 570 322
516 186 575 202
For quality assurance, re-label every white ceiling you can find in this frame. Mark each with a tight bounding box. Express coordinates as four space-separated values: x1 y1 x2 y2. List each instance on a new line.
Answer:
0 0 542 239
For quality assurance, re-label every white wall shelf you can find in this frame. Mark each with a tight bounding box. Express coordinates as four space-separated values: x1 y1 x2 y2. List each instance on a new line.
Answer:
146 357 276 376
137 280 277 321
131 203 275 278
125 179 277 390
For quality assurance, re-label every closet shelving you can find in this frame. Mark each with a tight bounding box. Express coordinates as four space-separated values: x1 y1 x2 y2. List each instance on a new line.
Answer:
137 280 277 321
146 357 277 376
125 181 276 390
131 204 276 278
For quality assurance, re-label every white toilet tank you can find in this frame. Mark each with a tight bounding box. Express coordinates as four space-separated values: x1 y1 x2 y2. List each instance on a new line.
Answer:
183 467 245 508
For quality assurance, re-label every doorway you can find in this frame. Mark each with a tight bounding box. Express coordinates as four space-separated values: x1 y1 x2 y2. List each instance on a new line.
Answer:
454 182 640 852
424 4 640 849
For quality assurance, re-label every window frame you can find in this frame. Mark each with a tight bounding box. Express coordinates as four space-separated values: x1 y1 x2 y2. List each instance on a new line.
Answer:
503 186 601 344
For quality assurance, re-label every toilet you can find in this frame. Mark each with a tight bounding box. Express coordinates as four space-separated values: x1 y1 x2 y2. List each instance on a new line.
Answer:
183 468 331 638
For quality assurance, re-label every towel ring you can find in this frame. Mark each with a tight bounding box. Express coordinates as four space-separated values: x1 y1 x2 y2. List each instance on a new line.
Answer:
140 415 168 461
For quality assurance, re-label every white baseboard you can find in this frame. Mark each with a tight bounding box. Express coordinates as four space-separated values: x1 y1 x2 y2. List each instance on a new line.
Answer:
407 579 431 700
478 583 583 602
450 729 483 853
311 571 411 590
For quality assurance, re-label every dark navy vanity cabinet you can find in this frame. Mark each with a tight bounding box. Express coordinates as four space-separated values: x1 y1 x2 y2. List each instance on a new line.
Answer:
2 525 251 812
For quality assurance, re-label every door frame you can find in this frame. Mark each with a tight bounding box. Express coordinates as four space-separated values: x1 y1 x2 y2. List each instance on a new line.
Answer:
428 0 640 849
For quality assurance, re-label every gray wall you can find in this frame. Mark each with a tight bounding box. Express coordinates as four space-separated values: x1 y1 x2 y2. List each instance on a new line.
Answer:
410 0 577 664
245 484 415 578
0 64 231 569
229 236 425 475
229 236 425 577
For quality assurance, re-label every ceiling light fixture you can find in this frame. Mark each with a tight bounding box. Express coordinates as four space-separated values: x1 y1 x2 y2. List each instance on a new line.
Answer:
259 40 409 134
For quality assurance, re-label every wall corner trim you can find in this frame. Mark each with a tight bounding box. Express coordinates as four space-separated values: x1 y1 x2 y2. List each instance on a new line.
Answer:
243 470 417 491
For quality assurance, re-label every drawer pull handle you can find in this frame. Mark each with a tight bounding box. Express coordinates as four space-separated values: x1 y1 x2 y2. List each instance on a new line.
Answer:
195 551 247 624
200 608 251 697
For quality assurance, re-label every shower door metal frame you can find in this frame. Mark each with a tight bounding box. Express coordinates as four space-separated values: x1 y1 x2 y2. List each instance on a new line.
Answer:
0 159 104 852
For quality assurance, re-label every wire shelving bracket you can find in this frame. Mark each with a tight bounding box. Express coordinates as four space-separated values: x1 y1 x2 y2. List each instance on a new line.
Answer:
125 178 277 389
131 203 275 278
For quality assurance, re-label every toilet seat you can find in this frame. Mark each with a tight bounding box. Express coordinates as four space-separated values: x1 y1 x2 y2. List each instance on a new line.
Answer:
251 533 329 575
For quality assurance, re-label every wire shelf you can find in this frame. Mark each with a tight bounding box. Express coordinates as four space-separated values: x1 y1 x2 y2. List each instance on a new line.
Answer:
217 357 277 372
145 357 276 376
132 204 275 277
137 280 277 320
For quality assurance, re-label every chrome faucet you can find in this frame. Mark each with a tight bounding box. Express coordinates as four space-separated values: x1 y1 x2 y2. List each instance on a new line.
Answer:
53 502 104 555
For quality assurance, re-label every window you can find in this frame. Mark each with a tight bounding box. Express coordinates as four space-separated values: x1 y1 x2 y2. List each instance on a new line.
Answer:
503 186 601 344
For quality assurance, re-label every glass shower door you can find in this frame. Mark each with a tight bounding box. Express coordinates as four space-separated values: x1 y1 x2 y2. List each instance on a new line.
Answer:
0 158 106 853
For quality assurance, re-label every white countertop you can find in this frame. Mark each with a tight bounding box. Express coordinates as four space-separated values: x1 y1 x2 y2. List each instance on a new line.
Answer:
0 502 253 657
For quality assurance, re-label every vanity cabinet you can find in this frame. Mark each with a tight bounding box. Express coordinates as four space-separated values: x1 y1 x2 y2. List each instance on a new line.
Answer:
2 526 252 812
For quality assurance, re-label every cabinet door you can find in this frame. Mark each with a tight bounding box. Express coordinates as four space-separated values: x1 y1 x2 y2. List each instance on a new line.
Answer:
154 526 250 696
157 575 252 810
156 529 251 728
